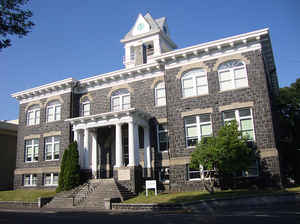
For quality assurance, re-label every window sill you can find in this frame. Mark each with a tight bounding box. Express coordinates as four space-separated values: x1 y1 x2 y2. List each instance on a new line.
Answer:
46 120 61 124
181 93 209 100
25 161 38 163
218 86 249 93
158 150 169 153
44 184 58 187
155 104 166 108
45 159 59 162
161 180 170 184
26 124 40 127
186 146 196 150
24 185 37 187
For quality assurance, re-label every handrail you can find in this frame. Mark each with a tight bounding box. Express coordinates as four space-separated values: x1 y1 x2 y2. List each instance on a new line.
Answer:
72 181 96 206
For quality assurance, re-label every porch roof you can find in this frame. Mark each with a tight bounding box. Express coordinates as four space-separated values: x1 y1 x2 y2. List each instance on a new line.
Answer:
65 108 150 129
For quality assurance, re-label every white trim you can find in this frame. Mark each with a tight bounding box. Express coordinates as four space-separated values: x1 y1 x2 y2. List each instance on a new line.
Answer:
44 173 59 186
44 136 60 161
165 43 261 70
25 139 39 163
181 68 208 98
82 101 91 116
26 106 40 126
46 101 61 122
23 174 37 187
154 81 166 106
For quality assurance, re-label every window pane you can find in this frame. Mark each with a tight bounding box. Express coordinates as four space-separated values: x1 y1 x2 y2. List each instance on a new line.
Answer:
219 70 231 81
183 78 193 88
200 114 210 123
201 124 212 137
187 138 198 147
53 174 59 185
156 88 165 98
157 97 166 106
54 143 59 159
83 103 90 116
183 87 194 97
223 111 235 120
197 85 208 95
45 145 52 160
24 175 30 185
159 142 168 151
220 80 233 91
47 107 54 121
196 76 207 85
242 130 254 140
234 67 246 79
185 116 196 125
45 174 51 185
187 126 197 137
32 175 37 185
240 118 253 130
159 132 168 142
239 108 251 117
159 124 167 131
55 105 61 120
54 136 60 142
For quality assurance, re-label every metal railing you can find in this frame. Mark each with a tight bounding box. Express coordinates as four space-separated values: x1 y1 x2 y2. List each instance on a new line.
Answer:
72 181 97 206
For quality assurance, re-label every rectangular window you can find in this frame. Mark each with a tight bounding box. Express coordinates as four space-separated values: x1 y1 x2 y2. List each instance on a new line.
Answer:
159 167 169 182
82 102 90 116
111 97 120 111
182 78 194 97
122 95 130 110
44 173 59 186
184 114 212 147
25 139 39 162
222 108 255 140
157 123 168 152
47 103 61 122
24 174 37 186
44 136 60 161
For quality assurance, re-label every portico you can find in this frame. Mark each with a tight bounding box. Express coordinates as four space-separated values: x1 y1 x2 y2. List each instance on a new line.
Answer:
66 108 151 181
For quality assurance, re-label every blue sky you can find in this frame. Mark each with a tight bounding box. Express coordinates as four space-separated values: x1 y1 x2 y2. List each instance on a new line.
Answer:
1 0 299 120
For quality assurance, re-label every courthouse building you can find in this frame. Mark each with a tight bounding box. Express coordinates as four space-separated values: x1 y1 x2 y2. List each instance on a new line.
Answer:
12 13 281 192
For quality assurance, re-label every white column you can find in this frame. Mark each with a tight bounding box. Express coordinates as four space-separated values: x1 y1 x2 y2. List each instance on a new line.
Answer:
75 129 83 168
74 129 78 143
134 124 140 166
91 131 97 178
115 123 123 167
144 127 151 168
84 128 89 169
128 121 135 166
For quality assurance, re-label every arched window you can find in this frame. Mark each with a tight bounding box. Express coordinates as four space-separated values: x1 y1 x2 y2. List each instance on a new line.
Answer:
111 89 130 112
46 100 61 122
181 68 208 98
26 104 40 125
218 60 248 91
155 81 166 106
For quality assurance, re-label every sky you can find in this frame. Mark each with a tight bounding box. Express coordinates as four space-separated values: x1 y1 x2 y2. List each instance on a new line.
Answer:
1 0 299 120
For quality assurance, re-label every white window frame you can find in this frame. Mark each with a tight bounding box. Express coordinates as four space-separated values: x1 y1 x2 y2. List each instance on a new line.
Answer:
155 81 166 106
181 68 208 98
46 101 61 122
25 139 39 162
44 136 60 161
222 108 255 141
111 90 130 112
184 114 213 148
157 123 168 152
24 174 37 186
44 173 59 186
218 60 248 91
26 105 40 126
159 167 169 183
82 101 91 116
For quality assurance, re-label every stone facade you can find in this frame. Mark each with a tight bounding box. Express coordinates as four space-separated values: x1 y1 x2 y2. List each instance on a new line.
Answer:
12 13 281 192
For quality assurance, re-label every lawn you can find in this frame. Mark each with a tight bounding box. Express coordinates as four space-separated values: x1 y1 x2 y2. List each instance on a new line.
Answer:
0 189 56 202
123 186 300 204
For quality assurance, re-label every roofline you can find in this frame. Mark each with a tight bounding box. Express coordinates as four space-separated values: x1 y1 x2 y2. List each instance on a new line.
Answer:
154 28 269 61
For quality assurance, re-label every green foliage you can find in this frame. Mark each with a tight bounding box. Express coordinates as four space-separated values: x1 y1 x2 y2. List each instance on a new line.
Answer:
0 0 34 49
56 141 80 192
191 121 253 176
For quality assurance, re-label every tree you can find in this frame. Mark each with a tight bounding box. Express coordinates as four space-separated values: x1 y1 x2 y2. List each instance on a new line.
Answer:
190 121 253 193
0 0 34 49
57 141 80 192
276 78 300 184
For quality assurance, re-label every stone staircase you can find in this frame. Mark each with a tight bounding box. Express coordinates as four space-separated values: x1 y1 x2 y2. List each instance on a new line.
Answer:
45 179 136 209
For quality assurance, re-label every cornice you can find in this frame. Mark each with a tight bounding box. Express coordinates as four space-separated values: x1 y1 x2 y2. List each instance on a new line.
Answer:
154 28 269 65
11 78 77 102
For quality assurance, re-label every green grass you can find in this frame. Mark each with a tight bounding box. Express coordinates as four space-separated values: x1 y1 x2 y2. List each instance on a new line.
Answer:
0 189 56 202
124 186 300 204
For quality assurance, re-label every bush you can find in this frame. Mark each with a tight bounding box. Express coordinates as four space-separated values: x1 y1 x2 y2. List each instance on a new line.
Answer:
56 141 80 192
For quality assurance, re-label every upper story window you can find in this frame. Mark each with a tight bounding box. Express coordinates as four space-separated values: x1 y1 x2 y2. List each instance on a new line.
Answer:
26 105 40 126
25 139 39 162
111 89 130 112
155 81 166 106
218 60 248 91
181 68 208 98
184 114 212 147
45 136 60 161
82 101 90 116
223 108 255 140
46 100 61 122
